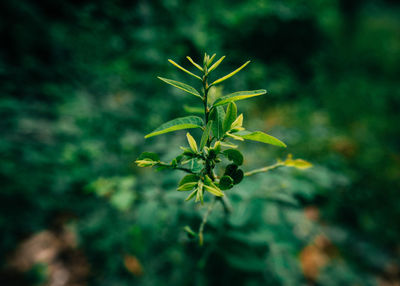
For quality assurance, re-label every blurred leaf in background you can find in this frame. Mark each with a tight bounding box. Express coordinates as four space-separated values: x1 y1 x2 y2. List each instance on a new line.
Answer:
1 0 399 285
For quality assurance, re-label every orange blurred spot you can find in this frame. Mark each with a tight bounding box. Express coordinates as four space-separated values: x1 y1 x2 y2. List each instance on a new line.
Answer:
299 235 334 282
331 136 357 158
304 206 320 221
124 255 143 276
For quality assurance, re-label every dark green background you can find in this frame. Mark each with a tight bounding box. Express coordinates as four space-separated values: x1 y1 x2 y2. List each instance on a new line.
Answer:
1 0 399 285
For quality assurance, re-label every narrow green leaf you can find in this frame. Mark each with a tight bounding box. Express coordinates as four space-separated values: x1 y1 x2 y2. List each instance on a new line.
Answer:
223 102 237 132
226 132 244 141
186 132 198 152
177 182 197 191
135 159 158 167
223 149 243 165
210 60 250 86
208 55 226 73
203 185 224 197
213 90 266 106
158 77 202 99
183 105 204 114
135 152 160 167
168 59 202 80
231 114 243 129
145 116 204 138
203 175 222 192
195 184 204 202
179 174 199 186
197 183 204 204
203 53 208 66
183 226 197 237
209 106 225 139
220 142 238 149
207 53 217 66
200 121 213 149
186 56 203 72
185 189 198 201
236 131 286 147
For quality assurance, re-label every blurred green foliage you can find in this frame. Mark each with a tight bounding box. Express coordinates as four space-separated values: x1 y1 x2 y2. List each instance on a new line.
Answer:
1 0 399 285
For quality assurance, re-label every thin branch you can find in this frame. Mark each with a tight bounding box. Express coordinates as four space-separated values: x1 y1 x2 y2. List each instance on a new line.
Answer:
157 162 196 174
175 167 196 174
198 197 217 246
218 196 233 214
244 162 284 177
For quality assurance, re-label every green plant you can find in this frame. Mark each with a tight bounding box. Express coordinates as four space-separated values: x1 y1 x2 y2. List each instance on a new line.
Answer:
136 53 311 245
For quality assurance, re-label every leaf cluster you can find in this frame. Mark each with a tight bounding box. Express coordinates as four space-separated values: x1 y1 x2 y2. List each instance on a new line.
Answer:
135 53 311 244
136 53 288 201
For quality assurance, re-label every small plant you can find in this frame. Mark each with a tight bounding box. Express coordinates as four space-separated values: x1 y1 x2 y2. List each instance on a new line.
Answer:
136 53 311 245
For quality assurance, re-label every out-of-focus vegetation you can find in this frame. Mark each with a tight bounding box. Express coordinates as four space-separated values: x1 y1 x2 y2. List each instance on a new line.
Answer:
1 0 399 285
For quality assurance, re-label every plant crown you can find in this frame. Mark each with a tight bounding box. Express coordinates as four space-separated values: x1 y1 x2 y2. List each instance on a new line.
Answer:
136 53 311 244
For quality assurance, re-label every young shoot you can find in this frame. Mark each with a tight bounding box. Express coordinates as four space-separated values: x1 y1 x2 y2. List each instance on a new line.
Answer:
136 53 311 245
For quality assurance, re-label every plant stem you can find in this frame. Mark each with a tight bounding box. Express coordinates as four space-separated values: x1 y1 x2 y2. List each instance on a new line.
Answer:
157 162 195 174
219 196 233 214
244 162 284 177
197 57 231 245
198 197 216 246
202 75 209 125
175 167 196 174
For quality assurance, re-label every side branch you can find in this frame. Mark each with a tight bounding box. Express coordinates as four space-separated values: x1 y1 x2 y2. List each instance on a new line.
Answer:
244 162 284 177
198 197 216 246
157 162 196 174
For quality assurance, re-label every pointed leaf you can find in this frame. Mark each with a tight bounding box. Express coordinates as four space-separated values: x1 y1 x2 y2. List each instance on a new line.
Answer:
237 131 286 147
183 226 197 237
186 56 203 71
213 90 266 106
211 61 250 86
185 189 198 201
158 77 202 99
207 53 217 66
135 159 158 167
177 182 197 191
223 102 237 132
231 114 243 129
209 106 225 139
197 182 204 204
203 185 224 197
226 132 244 141
179 174 199 186
200 121 213 149
168 59 202 80
220 142 238 149
145 116 204 138
186 132 198 152
204 175 222 189
208 55 226 73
